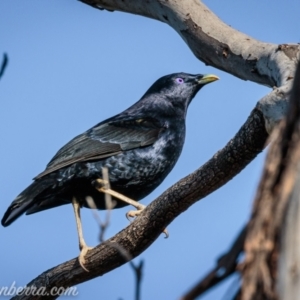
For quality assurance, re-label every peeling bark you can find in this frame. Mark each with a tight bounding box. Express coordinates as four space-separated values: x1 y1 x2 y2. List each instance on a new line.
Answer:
241 63 300 300
277 62 300 299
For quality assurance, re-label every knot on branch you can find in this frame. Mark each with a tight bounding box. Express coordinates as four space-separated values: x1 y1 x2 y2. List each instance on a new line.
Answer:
276 44 300 60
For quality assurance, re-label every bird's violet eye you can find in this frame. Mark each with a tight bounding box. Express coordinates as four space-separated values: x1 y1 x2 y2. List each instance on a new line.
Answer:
176 78 184 84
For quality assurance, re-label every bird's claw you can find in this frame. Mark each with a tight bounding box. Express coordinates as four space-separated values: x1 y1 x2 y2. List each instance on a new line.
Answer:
163 228 169 239
126 204 146 221
78 245 93 272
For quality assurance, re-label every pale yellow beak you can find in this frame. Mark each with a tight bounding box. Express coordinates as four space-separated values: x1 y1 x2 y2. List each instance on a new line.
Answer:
197 74 220 85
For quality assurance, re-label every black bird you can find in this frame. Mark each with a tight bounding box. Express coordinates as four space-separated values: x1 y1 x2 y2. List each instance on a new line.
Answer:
2 72 219 269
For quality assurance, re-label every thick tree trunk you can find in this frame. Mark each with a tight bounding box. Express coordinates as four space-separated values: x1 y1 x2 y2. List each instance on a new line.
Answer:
241 62 300 300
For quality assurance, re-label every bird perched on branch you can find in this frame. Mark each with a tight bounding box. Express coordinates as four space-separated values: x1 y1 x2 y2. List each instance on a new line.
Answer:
1 72 219 270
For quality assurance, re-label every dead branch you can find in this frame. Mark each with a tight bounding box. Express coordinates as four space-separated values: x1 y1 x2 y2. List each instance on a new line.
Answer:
80 0 293 86
180 226 246 300
241 62 300 300
88 168 144 300
80 0 299 134
0 53 8 80
11 107 267 300
9 1 300 299
129 260 144 300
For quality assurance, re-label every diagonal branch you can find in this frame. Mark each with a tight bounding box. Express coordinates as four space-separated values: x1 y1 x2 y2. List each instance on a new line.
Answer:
180 225 246 300
0 53 8 80
80 0 298 85
9 1 300 299
11 107 268 300
79 0 299 136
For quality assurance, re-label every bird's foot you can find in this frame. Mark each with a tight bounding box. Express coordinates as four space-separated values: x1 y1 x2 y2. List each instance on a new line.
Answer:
95 179 169 238
78 244 93 272
126 204 146 221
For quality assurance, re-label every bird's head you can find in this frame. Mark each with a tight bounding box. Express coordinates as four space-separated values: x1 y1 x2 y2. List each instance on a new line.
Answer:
141 72 219 115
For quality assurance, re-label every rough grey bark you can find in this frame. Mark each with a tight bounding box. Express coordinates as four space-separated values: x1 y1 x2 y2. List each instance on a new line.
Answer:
9 1 300 298
277 62 300 300
12 109 267 300
278 167 300 299
241 62 300 300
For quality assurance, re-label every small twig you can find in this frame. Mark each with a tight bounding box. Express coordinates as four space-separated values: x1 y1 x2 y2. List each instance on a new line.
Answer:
10 107 269 300
86 167 116 242
0 53 8 80
231 289 241 300
88 168 144 299
101 168 144 300
180 226 246 300
103 241 145 300
99 167 115 242
129 260 144 300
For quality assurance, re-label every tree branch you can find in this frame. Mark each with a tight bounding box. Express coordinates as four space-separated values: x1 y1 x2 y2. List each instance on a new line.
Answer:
80 0 299 134
10 1 300 298
80 0 296 86
0 53 8 80
277 62 300 300
180 225 246 300
12 108 267 300
241 62 300 300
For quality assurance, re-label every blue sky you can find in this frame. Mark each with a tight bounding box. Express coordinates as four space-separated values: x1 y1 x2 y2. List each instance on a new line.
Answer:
0 1 299 299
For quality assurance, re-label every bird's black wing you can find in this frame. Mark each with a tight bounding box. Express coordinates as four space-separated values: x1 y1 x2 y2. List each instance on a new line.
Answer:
35 117 164 179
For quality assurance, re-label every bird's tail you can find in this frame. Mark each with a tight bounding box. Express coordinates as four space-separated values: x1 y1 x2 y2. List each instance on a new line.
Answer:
1 177 55 227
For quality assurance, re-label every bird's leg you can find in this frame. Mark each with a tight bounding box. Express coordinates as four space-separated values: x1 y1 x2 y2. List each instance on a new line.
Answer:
94 179 146 220
94 179 169 238
72 197 93 272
